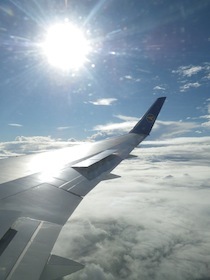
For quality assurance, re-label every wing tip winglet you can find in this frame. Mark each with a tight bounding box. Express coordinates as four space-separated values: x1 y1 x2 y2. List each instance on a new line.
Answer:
129 97 166 136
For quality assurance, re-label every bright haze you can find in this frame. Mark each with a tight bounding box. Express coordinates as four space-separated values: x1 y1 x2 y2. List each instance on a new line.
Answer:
0 1 210 279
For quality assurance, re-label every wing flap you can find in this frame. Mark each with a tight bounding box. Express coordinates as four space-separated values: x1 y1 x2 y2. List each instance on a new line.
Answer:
0 217 61 280
40 255 84 280
0 211 20 240
71 149 117 168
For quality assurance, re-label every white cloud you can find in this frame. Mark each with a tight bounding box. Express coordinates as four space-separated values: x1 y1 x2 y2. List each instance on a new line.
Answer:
52 136 210 280
92 115 139 136
182 65 203 77
119 75 141 82
89 98 117 106
204 73 210 80
15 135 54 142
180 82 201 92
145 136 210 146
0 136 78 158
114 114 138 122
8 123 22 127
93 121 134 134
124 75 133 80
93 119 201 140
57 126 71 130
172 64 210 93
153 85 166 91
92 115 144 138
201 120 210 127
198 99 210 127
173 65 203 77
155 120 201 138
88 131 111 141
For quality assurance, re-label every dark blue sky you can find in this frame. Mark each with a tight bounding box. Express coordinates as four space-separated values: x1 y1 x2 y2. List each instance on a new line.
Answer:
0 0 210 141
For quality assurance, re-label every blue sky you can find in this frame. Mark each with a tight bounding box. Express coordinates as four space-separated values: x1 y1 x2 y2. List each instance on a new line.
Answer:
0 0 210 141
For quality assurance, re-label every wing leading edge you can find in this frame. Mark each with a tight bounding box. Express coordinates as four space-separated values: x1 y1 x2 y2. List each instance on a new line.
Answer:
0 97 166 280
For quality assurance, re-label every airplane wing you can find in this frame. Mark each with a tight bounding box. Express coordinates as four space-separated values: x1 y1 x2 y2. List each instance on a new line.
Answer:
0 97 166 280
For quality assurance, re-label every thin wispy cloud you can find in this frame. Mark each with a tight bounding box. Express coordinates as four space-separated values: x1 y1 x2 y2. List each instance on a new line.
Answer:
173 65 203 77
201 120 210 128
93 118 202 140
153 85 166 91
93 121 134 133
8 123 22 127
172 62 210 92
204 73 210 80
180 82 201 92
172 63 210 93
57 126 71 131
15 136 54 142
93 114 138 135
156 120 201 138
92 114 142 136
119 75 141 82
114 114 138 122
196 99 210 127
0 136 78 158
89 98 117 106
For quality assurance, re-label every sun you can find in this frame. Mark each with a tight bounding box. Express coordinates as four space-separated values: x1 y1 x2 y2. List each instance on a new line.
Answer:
41 21 91 71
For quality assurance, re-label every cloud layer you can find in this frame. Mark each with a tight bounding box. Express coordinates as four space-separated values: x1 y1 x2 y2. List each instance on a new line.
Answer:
0 136 78 158
52 136 210 280
92 118 207 140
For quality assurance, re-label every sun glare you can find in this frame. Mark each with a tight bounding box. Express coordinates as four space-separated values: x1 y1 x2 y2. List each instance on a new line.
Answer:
41 22 91 71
